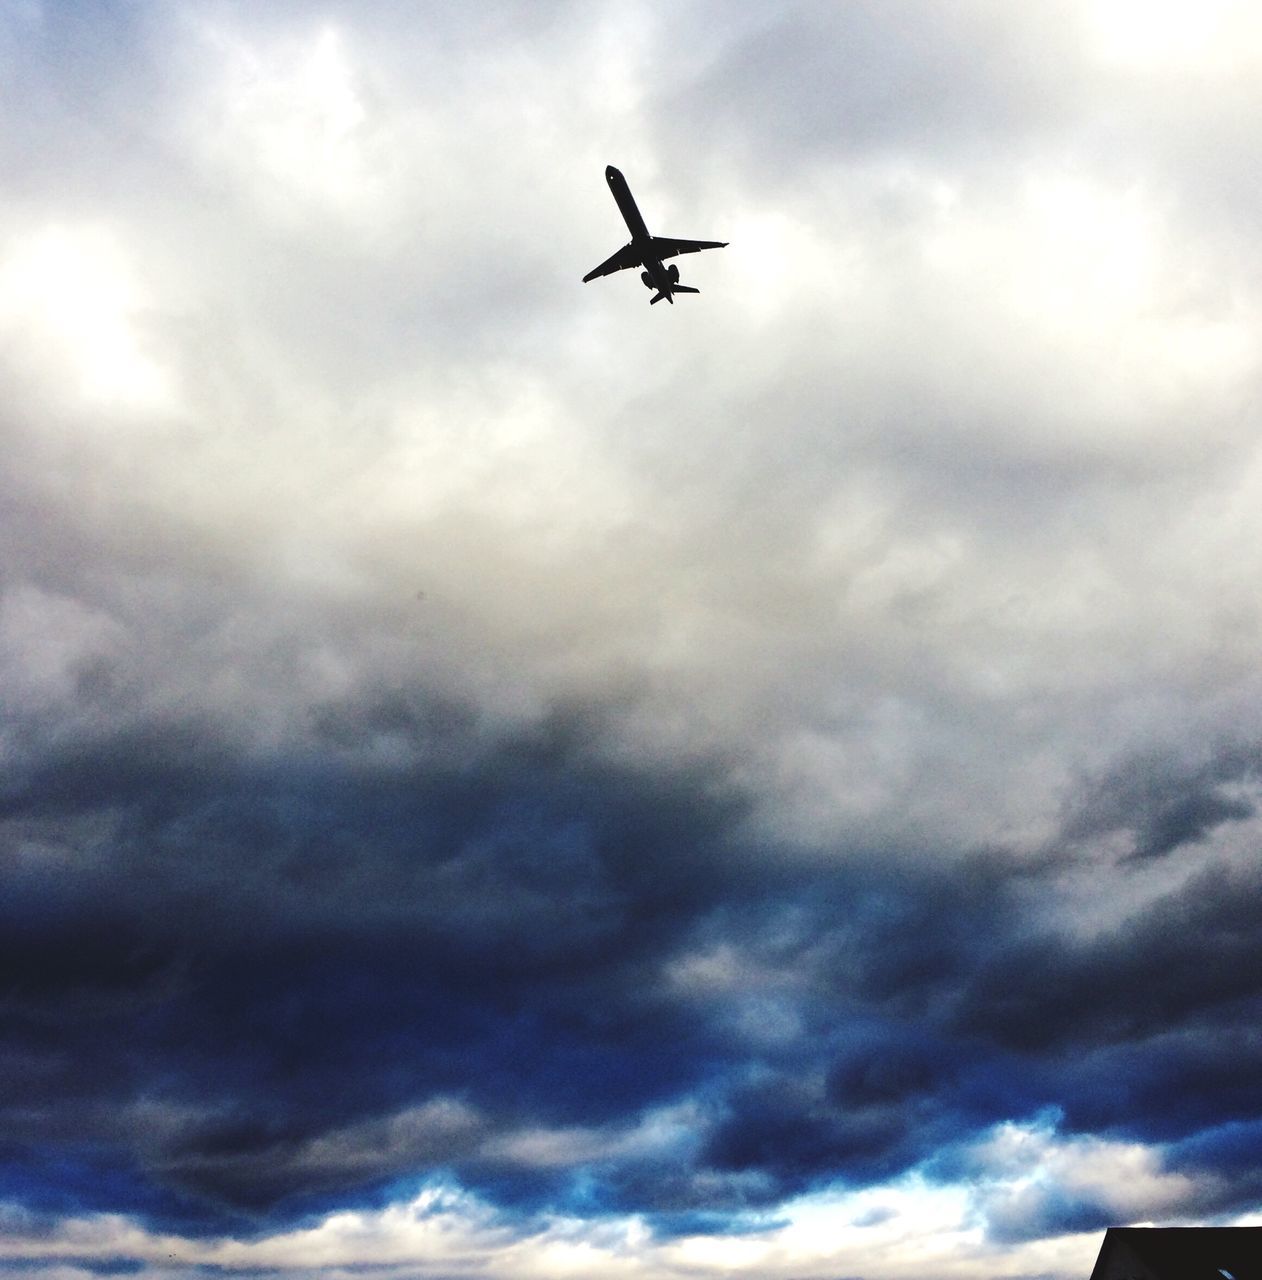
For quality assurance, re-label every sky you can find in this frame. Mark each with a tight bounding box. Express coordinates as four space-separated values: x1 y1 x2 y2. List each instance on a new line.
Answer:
3 0 1262 1276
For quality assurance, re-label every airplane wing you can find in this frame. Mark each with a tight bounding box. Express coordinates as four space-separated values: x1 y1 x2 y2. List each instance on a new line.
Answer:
650 236 728 261
582 243 642 282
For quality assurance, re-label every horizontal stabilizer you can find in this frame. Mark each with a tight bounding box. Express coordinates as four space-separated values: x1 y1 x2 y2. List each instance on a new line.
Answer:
672 285 699 294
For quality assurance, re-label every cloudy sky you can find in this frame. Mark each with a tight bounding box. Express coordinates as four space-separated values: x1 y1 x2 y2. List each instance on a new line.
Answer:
4 0 1262 1277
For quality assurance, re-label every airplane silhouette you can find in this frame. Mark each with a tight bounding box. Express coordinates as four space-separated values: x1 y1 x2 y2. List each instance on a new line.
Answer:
583 166 727 305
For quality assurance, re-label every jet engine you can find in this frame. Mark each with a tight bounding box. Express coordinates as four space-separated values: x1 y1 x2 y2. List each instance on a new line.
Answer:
641 270 654 288
668 263 680 282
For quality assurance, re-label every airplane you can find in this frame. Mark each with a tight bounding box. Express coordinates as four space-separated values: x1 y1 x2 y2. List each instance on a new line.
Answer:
583 165 727 305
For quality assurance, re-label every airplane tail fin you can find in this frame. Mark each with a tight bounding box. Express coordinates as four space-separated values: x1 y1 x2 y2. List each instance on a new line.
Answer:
650 291 672 305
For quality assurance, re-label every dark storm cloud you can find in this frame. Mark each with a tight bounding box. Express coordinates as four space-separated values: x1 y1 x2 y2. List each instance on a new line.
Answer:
1064 747 1258 860
704 1071 926 1188
953 856 1262 1054
6 696 1262 1237
1 704 759 1226
1165 1119 1262 1219
1054 1025 1262 1176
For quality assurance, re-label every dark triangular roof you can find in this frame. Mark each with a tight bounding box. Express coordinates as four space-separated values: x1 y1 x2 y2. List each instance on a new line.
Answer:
1089 1227 1262 1280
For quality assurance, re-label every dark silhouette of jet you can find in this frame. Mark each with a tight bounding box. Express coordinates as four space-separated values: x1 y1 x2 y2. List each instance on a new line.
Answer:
583 166 727 305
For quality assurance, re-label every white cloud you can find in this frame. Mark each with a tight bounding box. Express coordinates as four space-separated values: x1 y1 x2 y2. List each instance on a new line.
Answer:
1083 0 1262 72
969 1119 1206 1240
0 225 176 409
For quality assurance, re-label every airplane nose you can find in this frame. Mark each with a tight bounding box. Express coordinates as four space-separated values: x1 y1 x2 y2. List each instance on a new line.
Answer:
605 165 620 181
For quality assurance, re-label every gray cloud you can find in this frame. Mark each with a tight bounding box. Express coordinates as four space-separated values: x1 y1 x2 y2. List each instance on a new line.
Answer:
1063 747 1258 860
656 0 1089 179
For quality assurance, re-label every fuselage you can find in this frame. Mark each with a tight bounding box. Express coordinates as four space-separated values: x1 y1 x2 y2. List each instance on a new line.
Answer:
606 166 650 241
606 165 675 298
